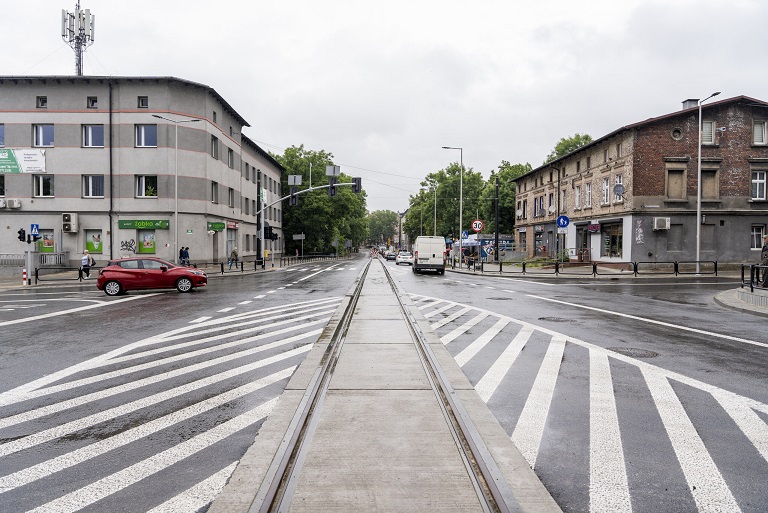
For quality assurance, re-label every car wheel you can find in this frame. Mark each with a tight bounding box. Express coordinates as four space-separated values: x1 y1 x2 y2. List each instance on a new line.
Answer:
176 277 194 292
104 280 123 296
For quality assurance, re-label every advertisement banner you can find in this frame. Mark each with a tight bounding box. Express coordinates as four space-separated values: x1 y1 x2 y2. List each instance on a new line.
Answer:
118 219 169 229
0 149 47 173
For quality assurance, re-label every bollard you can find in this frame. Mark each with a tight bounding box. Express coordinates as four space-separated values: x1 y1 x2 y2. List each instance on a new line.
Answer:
22 268 27 286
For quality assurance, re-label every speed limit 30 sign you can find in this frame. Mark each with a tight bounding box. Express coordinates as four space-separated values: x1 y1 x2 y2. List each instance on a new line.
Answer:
471 219 484 232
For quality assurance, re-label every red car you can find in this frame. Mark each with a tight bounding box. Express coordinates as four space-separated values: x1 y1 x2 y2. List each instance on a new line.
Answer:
96 257 207 296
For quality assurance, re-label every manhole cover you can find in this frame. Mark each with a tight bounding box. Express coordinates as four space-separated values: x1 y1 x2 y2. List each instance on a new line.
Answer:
608 347 658 358
538 317 573 322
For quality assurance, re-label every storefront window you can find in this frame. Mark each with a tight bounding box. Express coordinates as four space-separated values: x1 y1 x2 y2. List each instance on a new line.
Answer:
85 229 103 254
138 230 156 254
601 224 623 258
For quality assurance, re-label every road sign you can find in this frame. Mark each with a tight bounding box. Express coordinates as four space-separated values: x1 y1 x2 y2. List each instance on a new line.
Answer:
30 223 39 236
461 230 469 239
556 215 570 228
557 227 567 234
471 219 484 232
292 233 306 240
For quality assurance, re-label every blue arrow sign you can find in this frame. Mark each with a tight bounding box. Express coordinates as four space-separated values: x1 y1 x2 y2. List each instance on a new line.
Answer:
30 223 39 236
556 215 570 228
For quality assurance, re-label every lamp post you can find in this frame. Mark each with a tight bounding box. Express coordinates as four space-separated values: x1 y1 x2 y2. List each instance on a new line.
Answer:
152 114 201 264
433 183 438 237
442 146 462 263
696 91 720 274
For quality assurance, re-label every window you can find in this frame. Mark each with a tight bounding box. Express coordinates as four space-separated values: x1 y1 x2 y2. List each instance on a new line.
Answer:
33 175 54 197
211 181 219 203
33 124 54 147
539 196 545 217
521 199 528 219
616 143 623 158
227 147 234 168
585 183 592 207
87 96 98 108
0 124 4 147
701 169 719 200
586 156 591 169
754 121 767 145
252 199 256 216
752 170 767 200
603 149 609 163
533 197 538 217
83 175 105 197
614 174 623 203
0 175 4 196
752 226 766 250
245 164 250 181
135 175 158 197
229 126 234 136
602 177 610 204
228 187 235 207
36 96 48 108
575 185 582 209
576 161 581 173
135 124 157 147
211 136 219 159
702 120 715 144
601 223 623 258
561 190 566 211
548 193 553 213
667 168 686 199
138 96 149 108
244 197 249 215
82 125 105 147
213 111 217 123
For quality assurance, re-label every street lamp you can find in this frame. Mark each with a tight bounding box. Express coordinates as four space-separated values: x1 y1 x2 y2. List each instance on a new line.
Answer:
152 114 202 264
695 91 720 274
442 146 462 264
433 183 438 237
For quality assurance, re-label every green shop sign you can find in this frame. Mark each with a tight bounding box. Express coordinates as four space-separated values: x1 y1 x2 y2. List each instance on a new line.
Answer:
118 220 169 229
207 222 225 231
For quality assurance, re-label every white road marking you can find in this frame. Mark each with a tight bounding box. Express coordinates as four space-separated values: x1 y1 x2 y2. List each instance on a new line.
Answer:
641 367 742 513
440 312 489 344
430 306 472 330
475 325 534 402
455 317 509 367
254 294 266 299
189 316 211 324
277 287 286 290
422 303 457 319
266 290 276 294
589 351 631 513
512 335 565 468
0 368 293 492
712 391 768 463
0 294 159 327
218 307 236 312
238 300 252 305
146 462 238 513
26 399 280 513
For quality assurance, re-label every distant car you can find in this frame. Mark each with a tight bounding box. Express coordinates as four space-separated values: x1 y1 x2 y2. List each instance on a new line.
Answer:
96 257 207 296
385 251 397 261
395 251 413 265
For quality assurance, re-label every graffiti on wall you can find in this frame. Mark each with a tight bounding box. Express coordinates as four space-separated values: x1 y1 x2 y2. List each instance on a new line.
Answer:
120 239 137 253
635 219 645 244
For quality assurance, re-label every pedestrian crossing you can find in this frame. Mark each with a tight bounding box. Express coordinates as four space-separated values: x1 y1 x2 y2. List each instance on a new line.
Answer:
410 293 768 513
0 296 342 513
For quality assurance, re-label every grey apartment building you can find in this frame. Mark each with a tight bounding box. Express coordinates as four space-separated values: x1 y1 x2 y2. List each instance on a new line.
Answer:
0 76 284 265
513 95 768 265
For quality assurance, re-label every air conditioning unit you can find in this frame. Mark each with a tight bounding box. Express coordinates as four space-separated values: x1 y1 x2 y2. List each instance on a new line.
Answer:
652 217 670 230
62 213 79 233
0 199 6 209
6 199 21 209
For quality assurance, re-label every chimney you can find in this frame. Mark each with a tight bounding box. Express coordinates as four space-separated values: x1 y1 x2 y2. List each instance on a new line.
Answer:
682 99 699 110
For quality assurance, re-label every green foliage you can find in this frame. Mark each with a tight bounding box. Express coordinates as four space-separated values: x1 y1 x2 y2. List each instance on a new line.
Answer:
544 133 593 164
274 145 368 254
368 210 398 245
478 161 531 235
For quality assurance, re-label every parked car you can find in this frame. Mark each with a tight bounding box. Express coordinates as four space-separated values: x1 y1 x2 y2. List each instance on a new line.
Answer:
395 251 413 265
96 257 207 296
385 251 397 261
412 235 446 274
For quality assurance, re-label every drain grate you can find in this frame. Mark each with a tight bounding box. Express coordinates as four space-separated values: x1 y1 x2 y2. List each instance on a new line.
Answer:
608 347 659 358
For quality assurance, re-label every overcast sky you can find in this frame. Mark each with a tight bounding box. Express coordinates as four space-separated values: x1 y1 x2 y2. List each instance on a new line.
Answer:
7 0 768 213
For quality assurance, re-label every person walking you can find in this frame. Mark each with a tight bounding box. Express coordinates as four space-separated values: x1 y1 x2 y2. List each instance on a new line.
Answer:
761 234 768 287
178 247 185 265
81 250 95 279
229 247 239 269
182 247 190 266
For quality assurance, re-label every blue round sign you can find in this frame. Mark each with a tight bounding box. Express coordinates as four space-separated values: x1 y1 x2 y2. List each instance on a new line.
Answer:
556 215 570 228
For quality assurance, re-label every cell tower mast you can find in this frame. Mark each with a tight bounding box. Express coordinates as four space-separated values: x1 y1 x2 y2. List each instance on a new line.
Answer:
61 1 95 76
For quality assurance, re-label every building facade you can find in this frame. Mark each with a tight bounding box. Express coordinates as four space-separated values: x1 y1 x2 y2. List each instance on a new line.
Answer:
0 76 284 265
513 95 768 265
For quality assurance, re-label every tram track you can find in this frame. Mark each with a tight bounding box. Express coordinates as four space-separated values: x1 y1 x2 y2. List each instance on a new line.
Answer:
246 257 524 513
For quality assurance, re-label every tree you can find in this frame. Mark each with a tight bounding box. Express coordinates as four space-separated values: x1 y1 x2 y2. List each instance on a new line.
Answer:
368 210 398 246
544 133 593 164
274 145 368 254
478 161 532 235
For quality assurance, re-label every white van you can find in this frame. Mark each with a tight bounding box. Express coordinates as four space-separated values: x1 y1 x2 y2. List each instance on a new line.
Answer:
412 236 446 274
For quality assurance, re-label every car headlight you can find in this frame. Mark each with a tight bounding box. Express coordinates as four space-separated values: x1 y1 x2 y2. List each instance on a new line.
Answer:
189 270 206 276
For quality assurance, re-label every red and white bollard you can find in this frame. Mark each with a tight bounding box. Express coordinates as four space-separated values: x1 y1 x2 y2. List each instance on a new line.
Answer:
22 268 27 286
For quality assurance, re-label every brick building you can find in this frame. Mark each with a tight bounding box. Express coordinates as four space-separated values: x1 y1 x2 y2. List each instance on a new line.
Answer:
513 95 768 265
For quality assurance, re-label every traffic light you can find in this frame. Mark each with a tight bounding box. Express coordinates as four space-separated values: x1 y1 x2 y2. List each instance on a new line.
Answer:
352 177 362 193
328 176 337 197
264 225 273 239
289 186 298 206
17 228 25 241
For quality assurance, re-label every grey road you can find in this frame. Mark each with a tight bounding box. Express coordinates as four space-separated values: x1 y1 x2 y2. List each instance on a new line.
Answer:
1 256 766 513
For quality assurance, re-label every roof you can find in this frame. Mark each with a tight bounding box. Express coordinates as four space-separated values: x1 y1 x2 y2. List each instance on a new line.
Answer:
519 95 768 180
0 75 251 128
241 134 285 173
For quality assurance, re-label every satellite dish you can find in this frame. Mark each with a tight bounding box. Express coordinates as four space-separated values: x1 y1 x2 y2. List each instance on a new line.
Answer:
613 184 625 196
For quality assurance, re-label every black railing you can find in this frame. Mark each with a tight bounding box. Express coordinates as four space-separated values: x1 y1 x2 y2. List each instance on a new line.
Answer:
741 264 767 292
475 260 719 278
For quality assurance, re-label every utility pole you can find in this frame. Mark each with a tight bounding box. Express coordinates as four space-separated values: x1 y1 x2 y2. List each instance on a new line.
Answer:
494 176 500 262
61 2 95 76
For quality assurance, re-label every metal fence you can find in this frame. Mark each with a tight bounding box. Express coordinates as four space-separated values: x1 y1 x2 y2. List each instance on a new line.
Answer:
741 264 767 292
473 259 719 278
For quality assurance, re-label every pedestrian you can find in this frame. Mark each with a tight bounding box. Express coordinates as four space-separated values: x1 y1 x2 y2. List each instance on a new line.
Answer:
182 247 190 266
179 247 184 265
81 250 95 279
761 234 768 287
229 247 239 269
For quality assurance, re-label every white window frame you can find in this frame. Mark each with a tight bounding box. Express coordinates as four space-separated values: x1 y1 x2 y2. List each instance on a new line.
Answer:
614 174 623 203
602 177 610 205
575 185 582 209
83 175 104 197
87 96 98 109
82 124 105 148
616 142 623 158
33 124 54 147
137 96 149 108
135 124 157 148
585 183 592 207
36 96 48 108
228 187 235 207
211 181 219 203
33 175 54 197
751 226 765 250
702 120 715 145
561 190 566 212
228 148 234 168
752 170 767 200
135 175 158 197
754 121 767 145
